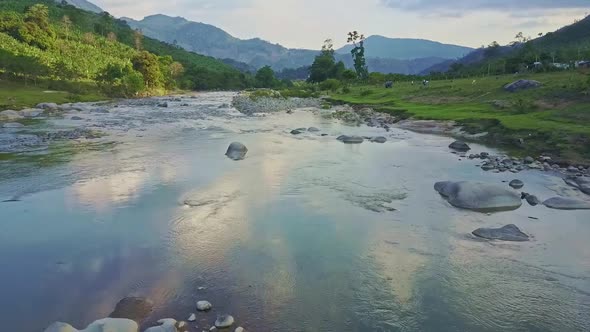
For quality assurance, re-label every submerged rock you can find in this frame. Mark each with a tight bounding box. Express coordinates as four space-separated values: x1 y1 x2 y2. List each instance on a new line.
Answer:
197 300 212 311
370 136 387 143
225 142 248 161
543 197 590 210
290 129 302 135
504 79 541 92
434 181 522 212
339 135 364 144
109 297 153 323
449 140 470 152
144 319 177 332
71 116 83 120
307 127 320 132
472 224 529 242
215 315 234 328
564 177 590 195
509 179 524 189
44 318 138 332
525 194 541 206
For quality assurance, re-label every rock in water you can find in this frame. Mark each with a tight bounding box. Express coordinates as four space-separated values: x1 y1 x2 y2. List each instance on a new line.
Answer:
225 142 248 161
144 319 177 332
543 197 590 210
371 136 387 143
472 224 529 242
197 300 213 311
448 140 470 152
340 135 364 144
434 181 522 212
0 110 23 120
44 318 138 332
109 297 153 323
307 127 320 132
215 315 235 328
36 102 59 110
509 179 524 189
20 108 43 118
235 327 245 332
525 195 541 206
564 177 590 195
290 129 302 135
2 122 24 128
188 313 196 322
504 80 541 92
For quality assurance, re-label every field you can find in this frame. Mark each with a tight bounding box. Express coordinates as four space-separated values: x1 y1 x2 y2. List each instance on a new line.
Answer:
0 80 105 110
329 71 590 162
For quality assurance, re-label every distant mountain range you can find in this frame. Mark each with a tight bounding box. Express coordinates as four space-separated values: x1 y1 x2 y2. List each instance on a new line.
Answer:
124 14 473 74
56 0 103 13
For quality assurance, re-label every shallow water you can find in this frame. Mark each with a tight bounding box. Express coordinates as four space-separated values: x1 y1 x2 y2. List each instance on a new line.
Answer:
1 92 589 332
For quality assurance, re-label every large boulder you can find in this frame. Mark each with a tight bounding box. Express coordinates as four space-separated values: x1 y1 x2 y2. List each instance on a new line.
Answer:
434 181 522 212
20 108 44 118
109 297 153 323
472 224 529 242
0 110 23 120
448 140 470 152
543 197 590 210
144 319 178 332
339 135 364 144
225 142 248 161
564 177 590 195
44 318 138 332
504 80 541 92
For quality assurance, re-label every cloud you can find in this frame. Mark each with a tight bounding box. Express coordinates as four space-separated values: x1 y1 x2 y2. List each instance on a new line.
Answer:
381 0 589 14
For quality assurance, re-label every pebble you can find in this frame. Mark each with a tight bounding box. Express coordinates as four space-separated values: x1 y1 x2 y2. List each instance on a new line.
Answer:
197 301 212 311
188 314 196 322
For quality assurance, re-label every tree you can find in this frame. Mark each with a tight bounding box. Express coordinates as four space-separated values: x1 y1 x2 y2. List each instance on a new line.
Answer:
255 66 276 88
98 63 145 97
484 41 501 57
347 31 368 80
18 4 56 50
132 51 164 89
133 29 143 51
62 15 72 40
308 39 346 83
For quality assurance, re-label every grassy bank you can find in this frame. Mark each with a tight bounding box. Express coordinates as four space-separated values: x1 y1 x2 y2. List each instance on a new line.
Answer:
328 71 590 163
0 80 105 110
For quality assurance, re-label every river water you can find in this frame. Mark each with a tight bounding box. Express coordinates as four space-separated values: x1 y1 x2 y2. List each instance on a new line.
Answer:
0 92 589 332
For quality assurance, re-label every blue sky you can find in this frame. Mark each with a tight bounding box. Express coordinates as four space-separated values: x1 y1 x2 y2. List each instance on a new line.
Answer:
92 0 589 49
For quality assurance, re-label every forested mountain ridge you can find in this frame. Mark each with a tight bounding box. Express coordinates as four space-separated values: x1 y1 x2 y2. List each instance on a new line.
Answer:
0 0 251 97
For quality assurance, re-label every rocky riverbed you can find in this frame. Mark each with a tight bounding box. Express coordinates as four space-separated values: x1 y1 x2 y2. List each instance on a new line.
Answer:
1 92 589 332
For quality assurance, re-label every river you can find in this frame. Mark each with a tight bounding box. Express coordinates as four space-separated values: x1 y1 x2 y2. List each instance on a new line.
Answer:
0 92 589 332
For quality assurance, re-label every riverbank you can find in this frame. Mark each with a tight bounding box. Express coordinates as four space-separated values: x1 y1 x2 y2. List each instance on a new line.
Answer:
326 71 590 164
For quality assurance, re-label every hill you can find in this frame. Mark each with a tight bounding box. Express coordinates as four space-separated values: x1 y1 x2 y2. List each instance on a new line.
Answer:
336 35 472 60
55 0 102 13
0 0 250 97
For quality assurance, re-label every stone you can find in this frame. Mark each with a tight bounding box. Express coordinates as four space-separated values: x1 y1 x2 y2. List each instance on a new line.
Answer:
71 116 84 120
158 102 168 108
109 297 153 323
543 197 590 210
472 224 529 242
0 110 23 120
448 140 470 152
20 108 44 118
504 79 541 92
340 135 364 144
225 142 248 161
144 319 177 332
524 156 535 164
36 103 59 110
215 315 234 329
235 328 245 332
481 164 495 171
2 122 24 128
188 314 196 322
434 181 522 212
290 129 302 135
371 136 387 143
480 152 490 158
525 195 541 206
197 300 212 311
564 177 590 195
44 318 138 332
307 127 320 132
509 179 524 189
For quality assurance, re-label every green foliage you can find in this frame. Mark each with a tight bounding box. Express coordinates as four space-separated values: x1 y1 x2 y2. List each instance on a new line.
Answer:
319 79 341 91
255 65 277 88
97 63 145 97
347 31 369 80
308 39 346 83
360 89 373 96
132 51 163 89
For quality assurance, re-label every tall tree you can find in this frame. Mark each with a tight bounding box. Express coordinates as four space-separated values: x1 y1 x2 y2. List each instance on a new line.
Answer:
133 29 143 51
255 66 276 88
61 15 72 40
347 31 368 80
132 51 163 89
308 39 346 83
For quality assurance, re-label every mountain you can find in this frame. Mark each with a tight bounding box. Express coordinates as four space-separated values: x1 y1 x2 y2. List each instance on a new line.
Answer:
336 35 473 60
123 15 466 75
55 0 103 13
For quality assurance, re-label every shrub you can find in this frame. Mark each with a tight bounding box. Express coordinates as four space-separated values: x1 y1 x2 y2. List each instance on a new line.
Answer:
319 78 341 91
360 89 373 97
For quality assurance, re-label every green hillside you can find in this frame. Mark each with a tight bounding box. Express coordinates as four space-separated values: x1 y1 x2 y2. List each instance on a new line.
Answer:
0 0 251 99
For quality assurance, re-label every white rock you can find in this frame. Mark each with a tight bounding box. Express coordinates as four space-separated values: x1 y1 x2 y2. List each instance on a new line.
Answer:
235 327 245 332
20 108 43 117
215 315 234 328
44 318 138 332
144 318 178 332
188 313 196 322
197 300 212 311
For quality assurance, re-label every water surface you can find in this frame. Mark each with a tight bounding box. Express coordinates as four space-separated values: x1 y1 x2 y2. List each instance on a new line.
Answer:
1 92 589 332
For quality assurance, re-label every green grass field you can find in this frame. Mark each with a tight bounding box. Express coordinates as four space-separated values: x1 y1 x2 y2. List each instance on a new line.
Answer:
329 71 590 162
0 80 106 111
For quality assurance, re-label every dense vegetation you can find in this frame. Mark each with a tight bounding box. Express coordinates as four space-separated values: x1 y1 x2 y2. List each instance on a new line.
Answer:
0 0 251 98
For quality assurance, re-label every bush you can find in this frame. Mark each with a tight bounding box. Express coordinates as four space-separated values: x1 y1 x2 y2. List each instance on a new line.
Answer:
360 89 373 97
319 79 341 91
342 86 351 94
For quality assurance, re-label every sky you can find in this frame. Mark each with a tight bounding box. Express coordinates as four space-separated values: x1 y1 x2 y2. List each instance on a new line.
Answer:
91 0 589 49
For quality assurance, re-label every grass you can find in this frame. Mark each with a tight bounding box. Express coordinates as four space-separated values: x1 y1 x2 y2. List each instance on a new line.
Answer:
0 79 106 111
328 71 590 162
